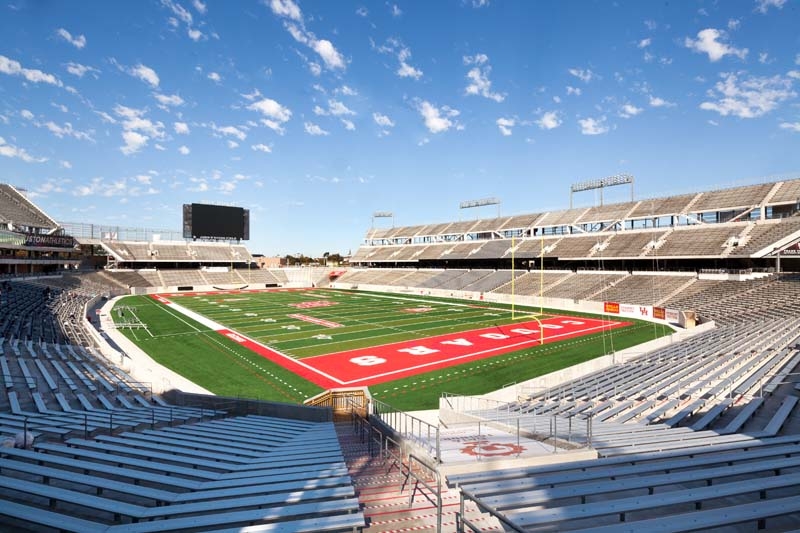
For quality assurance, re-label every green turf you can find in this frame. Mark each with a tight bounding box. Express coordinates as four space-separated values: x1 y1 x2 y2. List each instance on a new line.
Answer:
112 289 671 409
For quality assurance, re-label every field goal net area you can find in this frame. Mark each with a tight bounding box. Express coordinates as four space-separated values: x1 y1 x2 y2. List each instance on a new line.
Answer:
112 306 147 330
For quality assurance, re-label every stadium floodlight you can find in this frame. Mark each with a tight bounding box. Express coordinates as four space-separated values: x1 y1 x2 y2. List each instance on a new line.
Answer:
459 197 501 218
371 211 394 229
459 197 500 210
570 174 634 207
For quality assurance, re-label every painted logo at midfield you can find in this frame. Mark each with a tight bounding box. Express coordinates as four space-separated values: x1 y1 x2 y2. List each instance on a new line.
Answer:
289 300 338 309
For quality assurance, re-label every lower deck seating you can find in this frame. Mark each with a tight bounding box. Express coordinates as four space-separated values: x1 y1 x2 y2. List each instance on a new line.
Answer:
0 415 363 532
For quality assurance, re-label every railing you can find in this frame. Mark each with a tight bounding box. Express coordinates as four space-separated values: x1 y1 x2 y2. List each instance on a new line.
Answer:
347 403 443 533
304 388 369 419
441 392 594 449
402 454 442 533
457 488 525 533
372 397 440 463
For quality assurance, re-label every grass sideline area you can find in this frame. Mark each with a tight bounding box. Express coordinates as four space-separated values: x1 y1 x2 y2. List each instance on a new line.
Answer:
111 289 672 410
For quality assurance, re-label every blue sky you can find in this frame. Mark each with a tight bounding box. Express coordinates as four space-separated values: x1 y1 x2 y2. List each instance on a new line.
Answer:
1 0 799 257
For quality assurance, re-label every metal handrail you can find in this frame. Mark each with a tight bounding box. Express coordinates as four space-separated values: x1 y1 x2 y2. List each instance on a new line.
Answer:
402 454 442 533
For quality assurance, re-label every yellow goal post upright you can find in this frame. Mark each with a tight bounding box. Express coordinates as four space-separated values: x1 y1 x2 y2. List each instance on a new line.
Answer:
510 234 544 345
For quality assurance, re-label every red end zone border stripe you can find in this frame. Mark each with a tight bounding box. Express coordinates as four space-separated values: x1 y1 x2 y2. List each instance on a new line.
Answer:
303 316 631 386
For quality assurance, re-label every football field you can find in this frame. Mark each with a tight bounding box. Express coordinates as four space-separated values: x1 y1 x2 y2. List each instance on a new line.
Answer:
113 288 662 408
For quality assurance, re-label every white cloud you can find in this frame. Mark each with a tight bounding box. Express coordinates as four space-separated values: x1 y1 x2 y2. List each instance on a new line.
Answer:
174 121 190 134
211 123 247 141
496 117 515 136
130 63 160 87
728 18 741 30
261 120 286 135
65 62 98 78
73 176 159 197
60 160 72 169
56 28 86 49
311 39 346 70
789 71 800 80
95 110 117 124
341 118 355 130
780 122 800 132
463 53 505 102
120 131 149 155
684 29 748 62
0 136 46 162
471 0 490 6
417 100 461 134
227 140 239 148
0 55 62 86
241 89 262 101
188 28 204 41
114 105 165 139
568 68 595 83
566 86 582 96
376 38 423 80
755 0 786 13
758 52 771 64
192 0 207 14
336 85 358 96
44 121 94 141
247 98 292 123
397 61 423 80
699 72 796 118
356 6 368 16
269 0 302 21
537 111 562 130
207 71 221 83
638 38 652 49
178 145 190 155
644 19 657 30
578 116 609 135
154 93 184 106
304 122 329 136
252 143 272 153
373 112 395 128
619 103 643 118
20 109 34 120
280 13 346 72
327 100 355 116
391 4 402 16
162 0 193 25
649 95 676 107
308 62 322 76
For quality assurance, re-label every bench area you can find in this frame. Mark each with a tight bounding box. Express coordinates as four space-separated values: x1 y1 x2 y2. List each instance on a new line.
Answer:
0 414 364 532
450 435 800 531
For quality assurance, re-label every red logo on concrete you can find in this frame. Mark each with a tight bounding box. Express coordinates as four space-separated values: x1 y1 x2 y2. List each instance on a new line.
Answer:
460 440 526 457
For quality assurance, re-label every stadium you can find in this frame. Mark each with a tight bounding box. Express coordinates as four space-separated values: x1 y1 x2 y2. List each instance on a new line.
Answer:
2 174 800 532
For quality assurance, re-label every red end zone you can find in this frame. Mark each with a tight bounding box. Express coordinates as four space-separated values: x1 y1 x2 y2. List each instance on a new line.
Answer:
220 315 630 388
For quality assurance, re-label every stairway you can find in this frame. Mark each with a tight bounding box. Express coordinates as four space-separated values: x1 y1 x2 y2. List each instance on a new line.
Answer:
334 422 504 532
